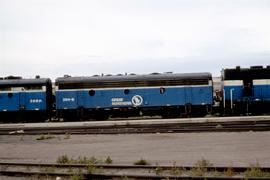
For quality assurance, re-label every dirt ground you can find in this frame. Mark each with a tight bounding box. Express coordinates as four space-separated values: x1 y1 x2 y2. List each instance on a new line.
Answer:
0 131 270 167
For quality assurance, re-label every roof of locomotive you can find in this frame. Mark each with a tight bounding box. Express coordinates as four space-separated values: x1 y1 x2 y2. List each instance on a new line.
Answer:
222 66 270 80
55 72 212 89
0 78 51 87
55 72 212 84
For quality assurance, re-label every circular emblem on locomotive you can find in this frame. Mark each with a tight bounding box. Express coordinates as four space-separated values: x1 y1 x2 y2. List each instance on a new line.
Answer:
131 95 143 106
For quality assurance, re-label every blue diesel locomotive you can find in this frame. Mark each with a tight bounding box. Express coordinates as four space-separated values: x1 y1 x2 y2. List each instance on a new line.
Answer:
222 66 270 115
0 77 52 121
55 73 213 120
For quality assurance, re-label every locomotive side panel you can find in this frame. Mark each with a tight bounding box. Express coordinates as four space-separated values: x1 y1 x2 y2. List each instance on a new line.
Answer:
253 79 270 101
0 92 20 111
252 79 270 114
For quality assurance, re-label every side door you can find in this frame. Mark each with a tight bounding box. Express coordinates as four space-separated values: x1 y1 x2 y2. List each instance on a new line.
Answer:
185 86 192 104
19 91 26 110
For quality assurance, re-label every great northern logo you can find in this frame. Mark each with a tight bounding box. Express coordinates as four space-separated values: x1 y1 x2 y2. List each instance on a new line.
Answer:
131 95 143 106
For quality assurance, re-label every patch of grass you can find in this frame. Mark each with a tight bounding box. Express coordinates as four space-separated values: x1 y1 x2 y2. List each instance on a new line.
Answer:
71 169 85 180
171 167 182 176
188 158 213 176
244 166 264 177
77 156 100 164
215 124 223 129
36 134 55 140
40 166 56 173
87 165 97 174
134 158 150 165
188 167 206 176
170 162 182 176
212 169 223 177
87 164 103 174
64 133 71 139
56 155 105 165
244 164 270 178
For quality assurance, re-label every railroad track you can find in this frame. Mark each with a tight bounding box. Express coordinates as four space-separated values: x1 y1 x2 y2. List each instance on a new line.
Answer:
1 120 270 135
1 162 270 179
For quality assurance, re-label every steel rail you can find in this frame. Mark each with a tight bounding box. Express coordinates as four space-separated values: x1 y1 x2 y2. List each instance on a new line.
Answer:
1 162 270 171
2 171 269 180
1 120 270 135
1 162 270 180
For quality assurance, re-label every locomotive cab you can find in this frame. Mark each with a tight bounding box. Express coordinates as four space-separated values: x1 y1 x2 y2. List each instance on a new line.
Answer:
0 77 53 122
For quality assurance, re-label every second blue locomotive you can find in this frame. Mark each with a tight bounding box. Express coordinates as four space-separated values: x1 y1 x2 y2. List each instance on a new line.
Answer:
55 73 213 120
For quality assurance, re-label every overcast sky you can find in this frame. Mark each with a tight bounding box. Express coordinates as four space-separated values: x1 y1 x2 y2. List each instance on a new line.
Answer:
1 0 270 79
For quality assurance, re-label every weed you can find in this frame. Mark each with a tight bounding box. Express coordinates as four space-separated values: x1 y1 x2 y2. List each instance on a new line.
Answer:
225 167 235 177
154 166 164 175
57 155 70 164
89 156 100 164
36 134 55 140
188 158 213 176
195 158 213 167
105 156 113 164
134 158 150 165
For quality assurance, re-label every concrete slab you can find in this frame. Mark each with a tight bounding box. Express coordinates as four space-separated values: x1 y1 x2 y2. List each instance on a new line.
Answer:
0 131 269 167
